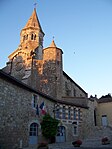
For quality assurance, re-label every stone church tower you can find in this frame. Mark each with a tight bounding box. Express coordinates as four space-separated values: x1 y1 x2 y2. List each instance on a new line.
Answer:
3 8 63 99
42 40 63 98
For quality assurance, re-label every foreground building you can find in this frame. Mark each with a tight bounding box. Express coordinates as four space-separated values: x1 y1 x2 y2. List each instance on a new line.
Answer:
0 8 112 149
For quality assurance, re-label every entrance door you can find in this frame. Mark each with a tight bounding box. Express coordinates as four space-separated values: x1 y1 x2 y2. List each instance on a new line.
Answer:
29 123 38 145
56 126 66 142
102 115 108 126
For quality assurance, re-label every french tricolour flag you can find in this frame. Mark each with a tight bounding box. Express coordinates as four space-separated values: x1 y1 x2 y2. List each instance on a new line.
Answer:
39 102 46 115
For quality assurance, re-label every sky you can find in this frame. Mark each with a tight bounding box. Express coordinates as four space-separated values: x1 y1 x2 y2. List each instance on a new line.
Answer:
0 0 112 98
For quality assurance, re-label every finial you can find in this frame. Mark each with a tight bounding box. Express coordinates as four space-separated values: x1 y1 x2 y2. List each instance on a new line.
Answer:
34 2 37 9
53 36 55 41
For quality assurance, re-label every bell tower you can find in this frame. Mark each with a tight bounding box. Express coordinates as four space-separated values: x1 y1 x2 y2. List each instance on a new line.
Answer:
4 8 44 81
20 8 45 60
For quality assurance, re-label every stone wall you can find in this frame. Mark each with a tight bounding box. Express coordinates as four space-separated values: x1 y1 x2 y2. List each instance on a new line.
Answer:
0 75 55 149
80 99 96 139
97 102 112 127
62 73 87 98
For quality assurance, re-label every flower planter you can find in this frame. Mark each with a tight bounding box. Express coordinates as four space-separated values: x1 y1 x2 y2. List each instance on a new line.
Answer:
73 144 80 147
37 142 48 149
38 147 48 149
72 139 82 147
101 137 110 145
102 141 110 145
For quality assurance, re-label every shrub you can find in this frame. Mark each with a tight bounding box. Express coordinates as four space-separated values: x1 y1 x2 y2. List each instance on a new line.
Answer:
40 114 59 139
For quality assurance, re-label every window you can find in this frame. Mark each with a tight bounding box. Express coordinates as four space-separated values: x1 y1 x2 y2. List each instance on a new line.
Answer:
56 109 60 119
102 115 108 126
32 94 37 108
34 34 36 40
68 107 71 119
29 123 38 136
26 34 28 40
62 106 66 119
23 35 28 41
74 108 76 120
73 126 78 135
78 109 81 120
31 34 34 40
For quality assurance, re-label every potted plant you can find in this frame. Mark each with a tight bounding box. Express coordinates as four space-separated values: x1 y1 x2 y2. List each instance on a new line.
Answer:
101 137 110 145
72 139 82 147
38 142 48 149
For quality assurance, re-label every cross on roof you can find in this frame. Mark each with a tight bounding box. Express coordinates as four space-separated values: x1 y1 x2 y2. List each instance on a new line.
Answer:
34 2 37 9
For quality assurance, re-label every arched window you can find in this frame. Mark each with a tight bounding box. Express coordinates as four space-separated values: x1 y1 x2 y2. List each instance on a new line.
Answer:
31 34 34 40
26 34 28 40
34 34 36 40
29 123 38 136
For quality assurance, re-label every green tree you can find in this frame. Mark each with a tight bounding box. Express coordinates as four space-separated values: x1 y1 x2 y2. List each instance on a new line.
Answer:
40 114 59 141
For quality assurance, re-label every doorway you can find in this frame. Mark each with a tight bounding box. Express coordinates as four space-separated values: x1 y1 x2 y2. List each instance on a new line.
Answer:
29 123 38 145
56 126 66 142
102 115 108 126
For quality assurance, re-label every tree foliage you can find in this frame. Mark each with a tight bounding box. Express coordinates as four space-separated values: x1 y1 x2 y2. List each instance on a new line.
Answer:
40 114 59 139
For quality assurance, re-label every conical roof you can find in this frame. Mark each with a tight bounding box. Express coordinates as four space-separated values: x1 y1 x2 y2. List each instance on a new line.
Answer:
49 40 57 47
24 8 44 34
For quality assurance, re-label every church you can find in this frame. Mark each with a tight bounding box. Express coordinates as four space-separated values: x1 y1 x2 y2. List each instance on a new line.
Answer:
0 8 112 149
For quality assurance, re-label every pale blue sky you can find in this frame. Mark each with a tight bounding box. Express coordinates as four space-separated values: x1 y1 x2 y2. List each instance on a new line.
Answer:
0 0 112 98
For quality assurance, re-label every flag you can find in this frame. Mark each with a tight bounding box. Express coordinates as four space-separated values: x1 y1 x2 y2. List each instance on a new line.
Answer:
39 102 46 115
36 104 39 115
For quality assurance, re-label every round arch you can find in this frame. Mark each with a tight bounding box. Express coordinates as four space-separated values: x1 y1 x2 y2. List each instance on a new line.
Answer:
28 121 40 145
